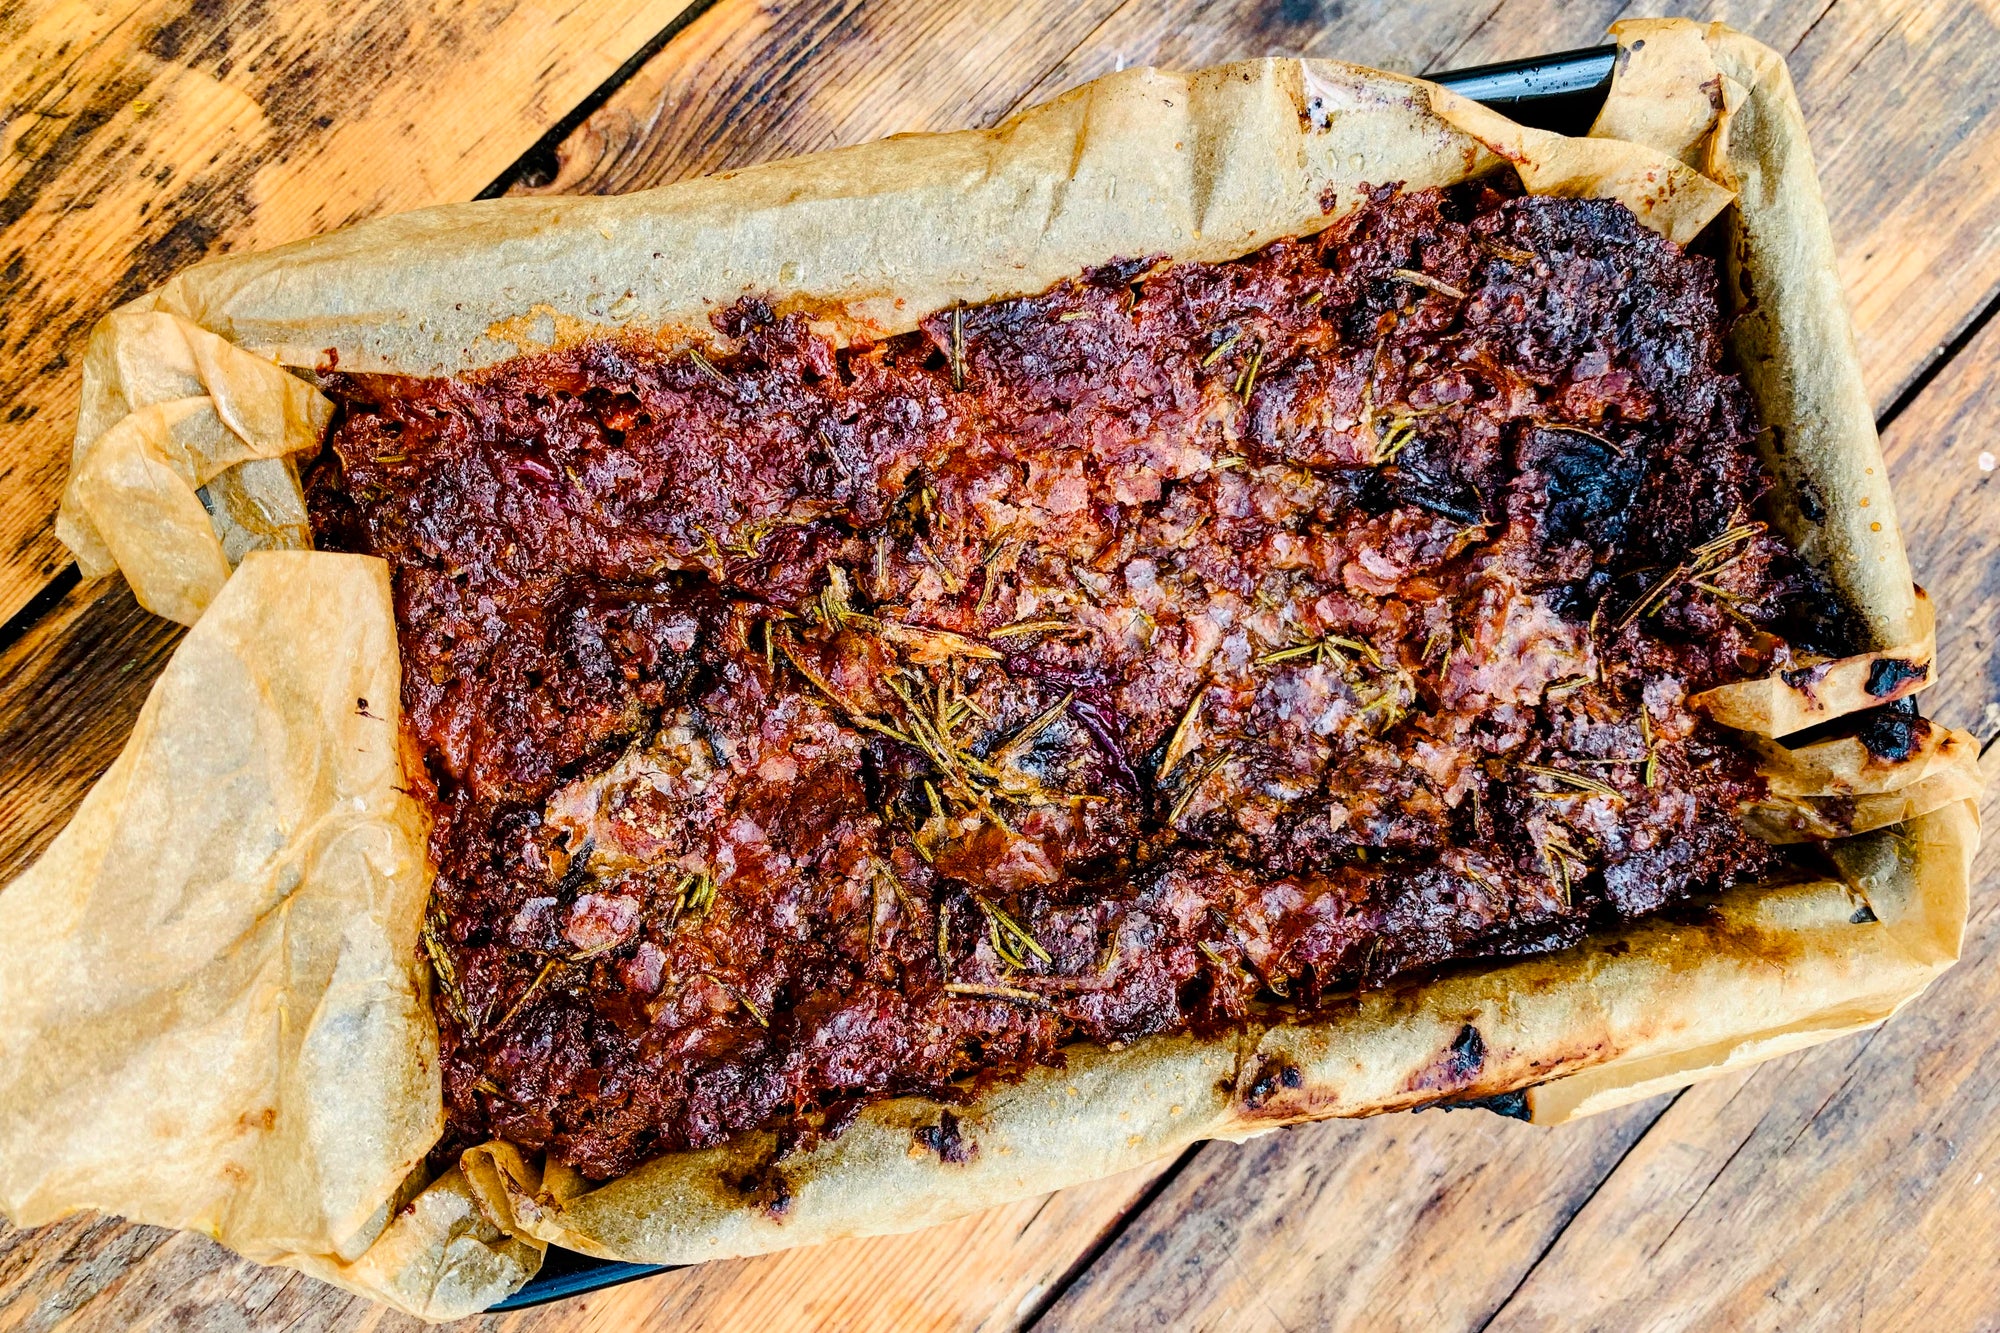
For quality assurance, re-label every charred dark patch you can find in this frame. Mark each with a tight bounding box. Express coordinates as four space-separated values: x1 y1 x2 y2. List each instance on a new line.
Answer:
1794 475 1827 523
1660 899 1727 929
1239 1056 1306 1111
1865 657 1928 699
913 1109 976 1165
1857 709 1932 763
1519 424 1643 545
1417 1088 1532 1120
1782 661 1831 694
1850 902 1879 924
1406 1024 1486 1093
1778 695 1920 752
731 1161 794 1220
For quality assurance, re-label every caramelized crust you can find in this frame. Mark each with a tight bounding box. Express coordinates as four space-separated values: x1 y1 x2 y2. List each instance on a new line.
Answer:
309 179 1855 1179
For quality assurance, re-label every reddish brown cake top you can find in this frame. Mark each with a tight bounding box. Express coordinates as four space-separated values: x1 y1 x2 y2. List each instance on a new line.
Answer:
308 178 1854 1179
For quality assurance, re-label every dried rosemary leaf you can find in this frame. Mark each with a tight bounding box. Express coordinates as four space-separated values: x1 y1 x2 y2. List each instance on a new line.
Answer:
974 894 1052 966
945 982 1054 1009
1199 329 1242 369
1390 267 1466 300
687 349 736 392
1520 763 1625 801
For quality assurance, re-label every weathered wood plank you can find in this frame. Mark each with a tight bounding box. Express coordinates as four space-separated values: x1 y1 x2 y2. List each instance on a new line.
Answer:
0 0 697 624
0 580 179 884
1031 1098 1672 1332
0 1161 1164 1331
513 0 1131 197
1874 315 2000 742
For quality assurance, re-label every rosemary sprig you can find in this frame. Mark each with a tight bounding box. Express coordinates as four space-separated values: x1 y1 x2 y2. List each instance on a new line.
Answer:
1158 687 1207 782
1541 831 1586 907
815 564 857 627
1234 345 1265 402
912 534 966 594
1097 936 1121 974
986 618 1070 639
1199 329 1242 369
1372 414 1417 466
1540 421 1623 454
1254 642 1319 666
1390 268 1466 300
991 691 1075 771
420 911 471 1030
1520 764 1625 802
950 306 965 389
687 349 736 393
1323 634 1382 668
775 634 915 744
1478 238 1536 263
712 976 768 1027
945 982 1054 1009
1641 706 1659 788
493 958 559 1035
676 869 718 918
975 894 1052 969
1198 941 1241 976
1615 515 1768 631
1255 631 1382 671
1167 751 1231 824
876 864 927 923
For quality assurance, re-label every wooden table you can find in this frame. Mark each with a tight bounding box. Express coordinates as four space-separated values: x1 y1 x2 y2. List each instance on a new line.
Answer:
1 1 1996 1328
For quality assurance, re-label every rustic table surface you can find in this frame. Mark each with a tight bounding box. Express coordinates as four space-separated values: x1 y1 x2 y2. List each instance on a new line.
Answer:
2 0 1997 1328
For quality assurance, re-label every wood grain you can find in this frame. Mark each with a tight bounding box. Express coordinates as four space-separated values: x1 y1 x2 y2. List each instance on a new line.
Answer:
0 1161 1165 1332
0 0 696 624
0 579 179 884
513 0 1131 198
1875 311 2000 742
1031 1099 1672 1332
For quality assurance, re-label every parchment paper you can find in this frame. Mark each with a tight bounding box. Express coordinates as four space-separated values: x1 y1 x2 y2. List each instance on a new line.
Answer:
8 19 1980 1317
57 312 331 625
0 553 537 1314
